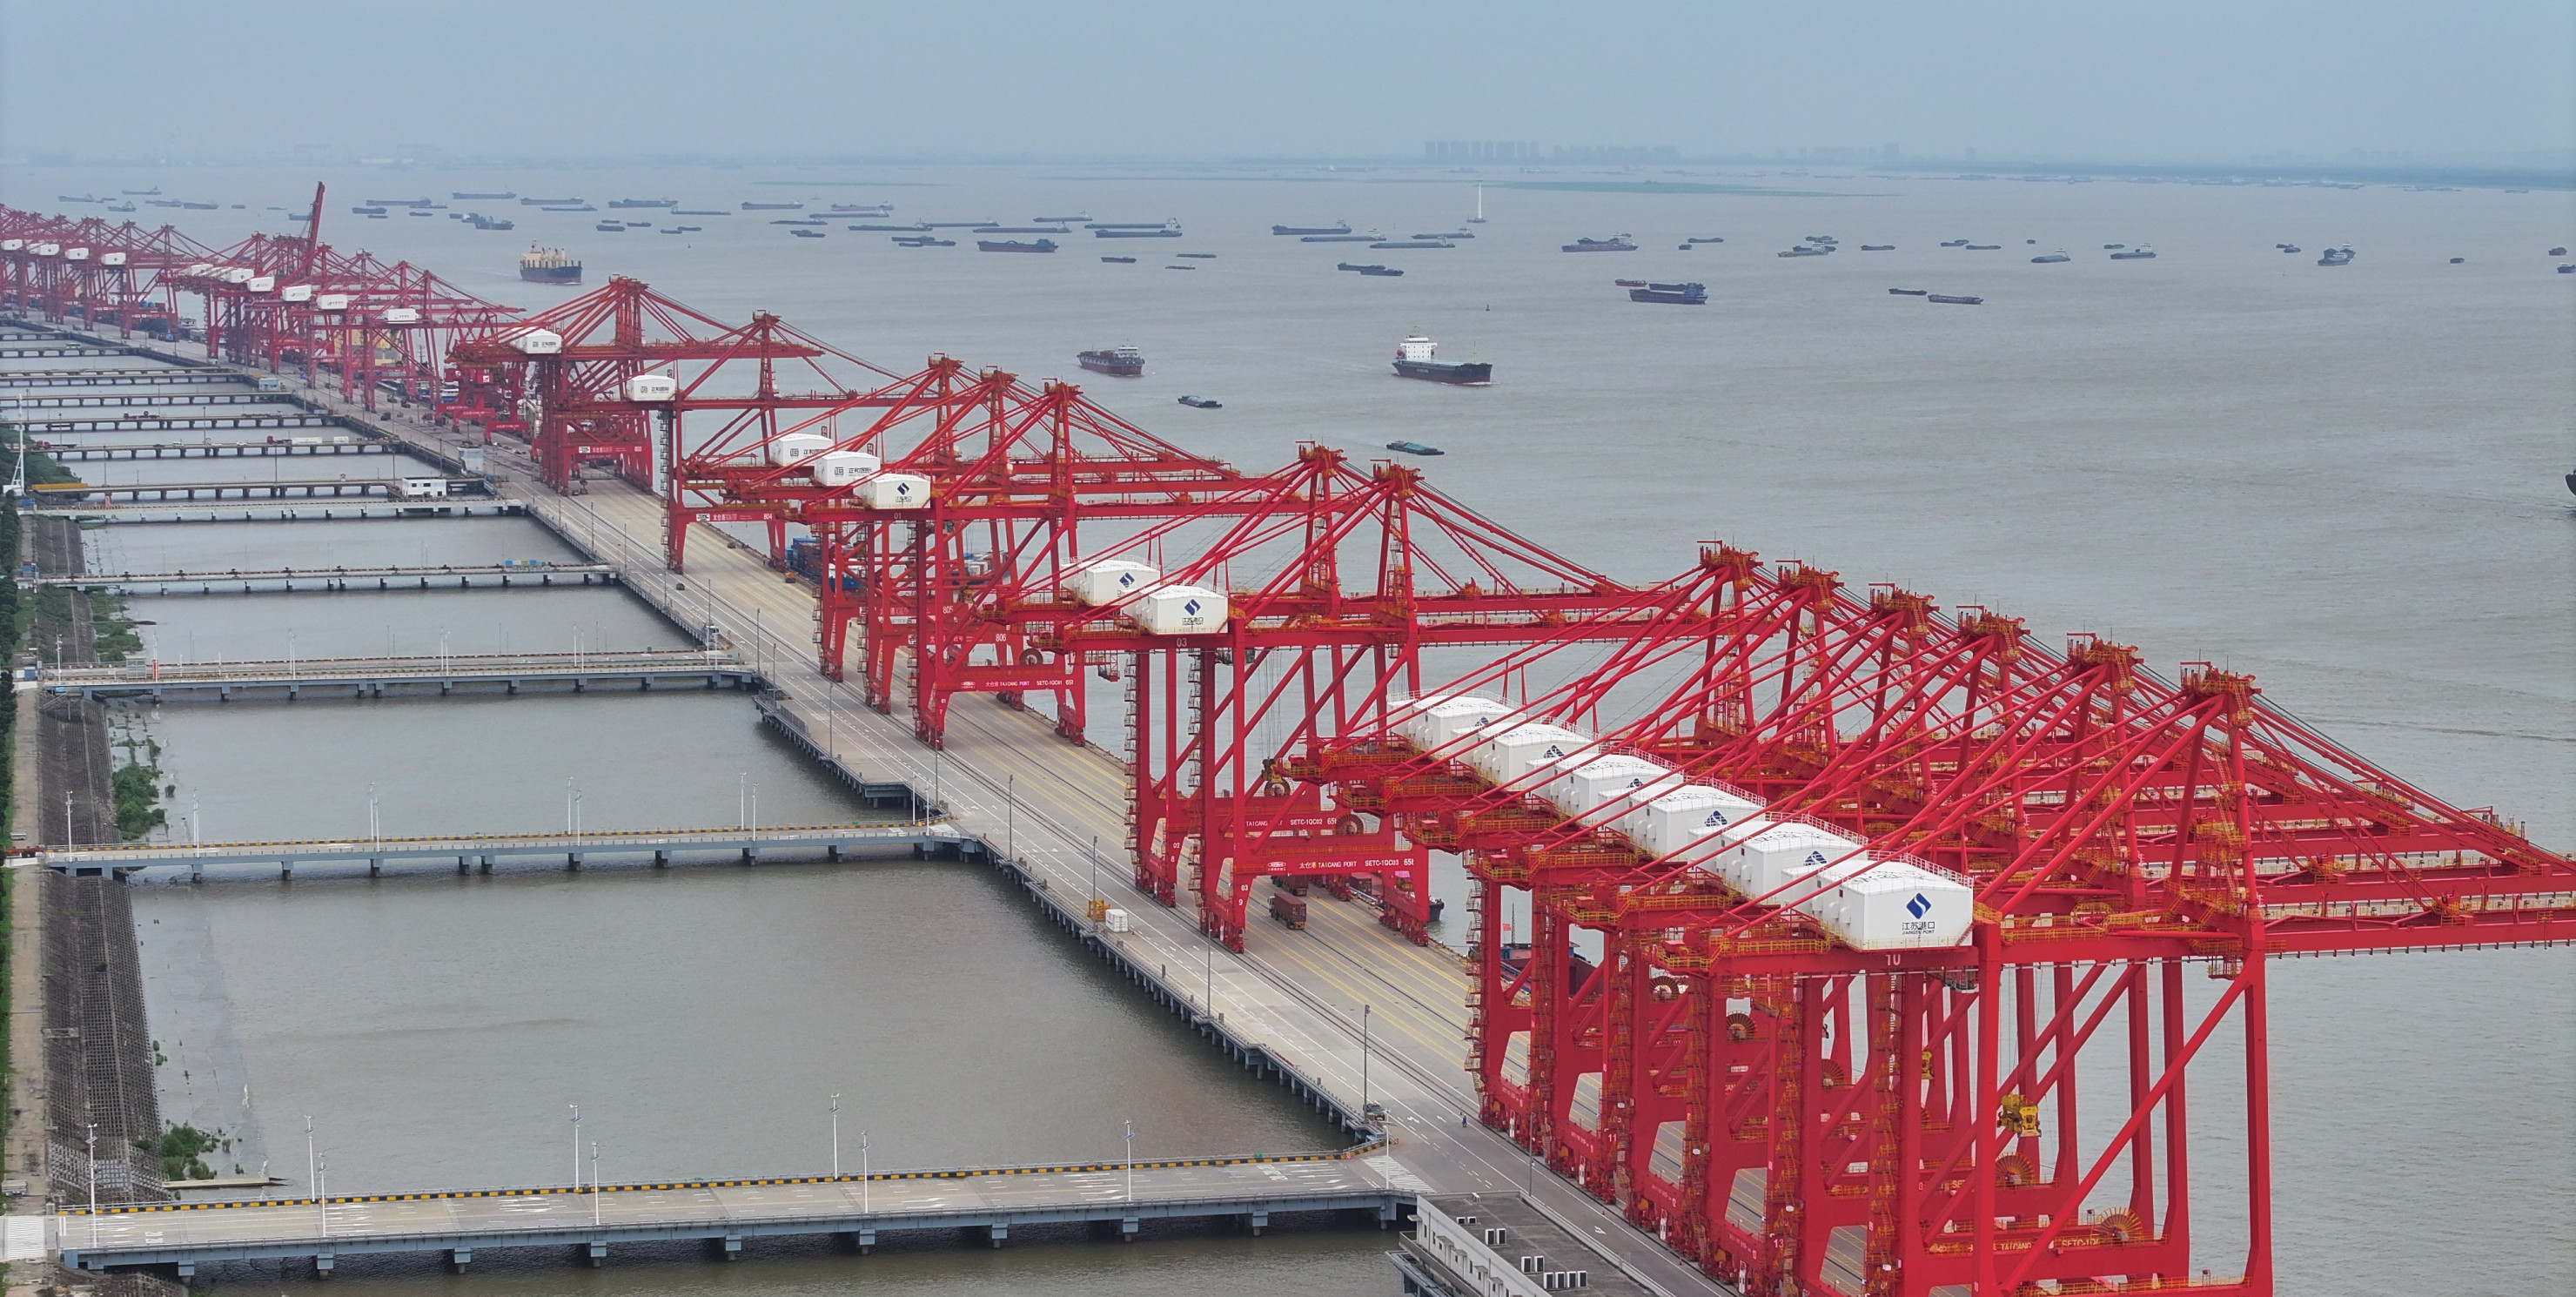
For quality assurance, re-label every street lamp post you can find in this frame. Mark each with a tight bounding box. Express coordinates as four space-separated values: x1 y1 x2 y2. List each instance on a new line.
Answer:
1362 1003 1372 1114
591 1141 601 1227
304 1116 319 1234
1124 1120 1135 1202
569 1105 581 1185
84 1122 97 1247
829 1094 842 1178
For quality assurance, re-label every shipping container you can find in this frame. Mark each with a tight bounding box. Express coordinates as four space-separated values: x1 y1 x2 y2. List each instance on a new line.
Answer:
1135 585 1228 635
1625 784 1768 857
1104 907 1132 934
1063 557 1161 604
1269 892 1308 929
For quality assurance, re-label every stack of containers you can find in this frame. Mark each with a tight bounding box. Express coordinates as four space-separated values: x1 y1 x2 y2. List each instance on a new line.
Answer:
1811 861 1974 949
1467 723 1598 785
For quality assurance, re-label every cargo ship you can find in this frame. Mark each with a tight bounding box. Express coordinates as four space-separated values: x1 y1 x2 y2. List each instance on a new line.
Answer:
1561 236 1638 252
976 225 1070 234
1177 395 1221 408
1078 346 1144 376
977 239 1057 252
1372 239 1453 250
520 246 582 284
2030 249 2070 263
1036 212 1090 223
741 201 804 211
831 204 895 216
892 235 956 247
1273 222 1351 236
1302 232 1380 243
1385 440 1444 456
1088 221 1176 230
2112 245 2161 260
1338 263 1404 276
1926 293 1983 305
851 222 931 232
1392 334 1491 385
520 197 582 205
453 191 516 200
1629 281 1707 305
1097 225 1183 239
610 198 676 209
1100 255 1137 263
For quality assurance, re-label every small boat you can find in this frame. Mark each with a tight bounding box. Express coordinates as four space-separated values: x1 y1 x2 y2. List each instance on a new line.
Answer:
1777 247 1830 258
622 220 652 227
2114 244 2134 250
1164 264 1197 270
1926 294 1984 305
1888 288 1929 295
104 203 137 212
978 239 1057 252
1385 441 1445 456
1176 252 1217 259
594 221 626 232
660 228 686 234
2559 264 2576 273
2110 245 2158 260
1940 239 1970 247
1177 395 1222 408
1614 279 1647 287
1629 281 1707 305
2450 257 2465 264
1273 222 1352 236
2030 250 2070 263
2551 246 2569 256
1677 245 1694 251
1964 244 2002 251
1562 236 1638 252
1101 256 1137 263
1685 236 1724 244
1371 240 1453 249
1860 245 1895 252
1337 263 1403 276
351 205 389 215
791 229 826 239
1078 346 1144 377
2278 245 2301 253
674 225 701 232
2315 246 2353 265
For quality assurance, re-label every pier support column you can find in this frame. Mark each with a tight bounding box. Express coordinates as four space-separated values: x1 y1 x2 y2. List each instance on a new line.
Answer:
480 856 493 873
312 1252 335 1278
853 1227 876 1254
459 857 470 874
653 850 667 866
721 1234 742 1260
827 844 842 862
175 1261 196 1278
568 853 582 870
447 1247 473 1273
281 860 293 880
989 1222 1009 1248
585 1241 608 1267
1247 1209 1269 1237
1122 1217 1139 1242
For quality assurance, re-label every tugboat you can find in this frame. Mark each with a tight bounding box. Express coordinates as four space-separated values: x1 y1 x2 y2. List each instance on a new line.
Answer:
1177 395 1222 408
2110 245 2158 260
519 245 582 285
1628 281 1707 305
1561 235 1638 252
977 238 1058 252
2030 249 2071 263
1391 335 1492 385
1078 346 1144 377
1273 221 1352 236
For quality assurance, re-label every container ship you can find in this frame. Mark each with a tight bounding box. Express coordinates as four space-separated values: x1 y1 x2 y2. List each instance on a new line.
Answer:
1628 281 1707 305
1392 334 1491 385
1077 346 1144 376
519 246 582 285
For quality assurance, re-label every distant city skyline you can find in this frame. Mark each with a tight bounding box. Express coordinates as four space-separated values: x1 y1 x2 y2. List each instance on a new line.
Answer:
3 1 2570 170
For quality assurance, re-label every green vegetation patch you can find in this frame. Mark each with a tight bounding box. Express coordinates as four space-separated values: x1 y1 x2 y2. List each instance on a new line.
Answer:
112 762 165 840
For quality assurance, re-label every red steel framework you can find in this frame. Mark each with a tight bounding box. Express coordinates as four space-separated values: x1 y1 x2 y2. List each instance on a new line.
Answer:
11 205 2564 1294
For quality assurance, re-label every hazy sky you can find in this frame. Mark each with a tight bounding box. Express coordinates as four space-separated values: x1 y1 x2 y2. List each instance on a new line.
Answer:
3 1 2570 165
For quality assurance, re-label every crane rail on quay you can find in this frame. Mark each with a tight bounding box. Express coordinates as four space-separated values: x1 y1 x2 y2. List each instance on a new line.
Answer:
5 197 2572 1297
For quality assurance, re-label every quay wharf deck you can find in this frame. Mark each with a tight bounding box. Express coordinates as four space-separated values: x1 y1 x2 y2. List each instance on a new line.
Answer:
42 560 618 594
14 411 339 434
0 366 248 387
35 818 958 879
34 440 398 461
39 648 751 702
